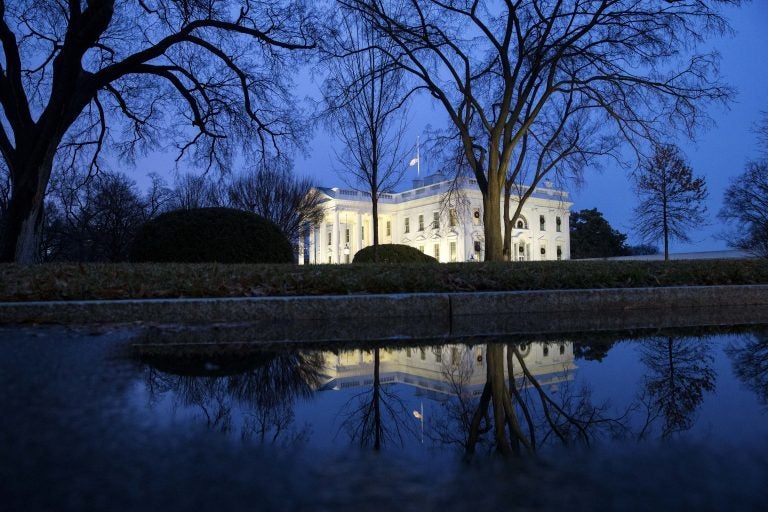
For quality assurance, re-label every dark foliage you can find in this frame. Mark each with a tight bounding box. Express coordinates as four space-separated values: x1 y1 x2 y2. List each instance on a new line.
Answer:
353 244 437 264
129 208 292 264
569 208 629 259
627 244 660 256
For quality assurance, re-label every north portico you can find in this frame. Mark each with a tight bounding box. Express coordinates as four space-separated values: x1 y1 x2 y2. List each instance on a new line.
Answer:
301 173 572 264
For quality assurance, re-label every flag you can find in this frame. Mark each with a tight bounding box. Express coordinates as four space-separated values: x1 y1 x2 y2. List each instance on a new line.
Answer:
409 157 419 166
412 410 423 420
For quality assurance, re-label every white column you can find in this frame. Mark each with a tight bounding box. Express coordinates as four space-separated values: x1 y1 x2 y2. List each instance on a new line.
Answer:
309 226 315 264
298 236 305 265
356 210 363 252
333 208 340 263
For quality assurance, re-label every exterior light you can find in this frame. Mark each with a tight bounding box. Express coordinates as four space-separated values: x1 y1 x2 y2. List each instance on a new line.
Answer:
343 243 350 255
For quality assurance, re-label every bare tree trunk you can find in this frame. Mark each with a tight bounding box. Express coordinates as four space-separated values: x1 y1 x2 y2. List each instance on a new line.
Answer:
372 191 379 263
486 344 512 454
0 150 56 263
663 195 669 261
502 185 513 261
483 183 504 262
373 348 382 450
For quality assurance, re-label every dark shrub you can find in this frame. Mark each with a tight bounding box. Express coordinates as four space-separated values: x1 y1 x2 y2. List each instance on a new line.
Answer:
129 207 293 263
353 244 438 263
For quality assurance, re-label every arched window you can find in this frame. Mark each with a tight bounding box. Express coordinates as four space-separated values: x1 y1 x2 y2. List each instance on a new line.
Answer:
515 216 528 229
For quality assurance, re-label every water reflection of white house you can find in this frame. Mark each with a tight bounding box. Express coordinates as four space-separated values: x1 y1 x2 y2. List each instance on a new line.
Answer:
320 343 576 396
303 173 572 264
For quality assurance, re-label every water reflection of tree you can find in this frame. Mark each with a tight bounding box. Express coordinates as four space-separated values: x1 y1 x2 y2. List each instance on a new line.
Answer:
638 336 716 437
433 343 628 457
726 333 768 408
339 348 414 450
139 349 325 444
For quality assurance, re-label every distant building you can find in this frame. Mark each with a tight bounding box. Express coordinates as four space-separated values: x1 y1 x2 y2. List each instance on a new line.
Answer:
301 173 572 264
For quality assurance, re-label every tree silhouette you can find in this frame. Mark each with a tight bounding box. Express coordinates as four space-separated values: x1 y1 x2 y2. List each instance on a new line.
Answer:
719 114 768 258
339 0 735 261
139 347 325 444
639 336 716 437
0 0 317 262
634 144 708 260
322 10 411 261
726 333 768 408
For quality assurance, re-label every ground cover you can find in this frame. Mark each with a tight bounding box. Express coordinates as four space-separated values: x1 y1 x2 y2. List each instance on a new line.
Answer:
1 259 767 302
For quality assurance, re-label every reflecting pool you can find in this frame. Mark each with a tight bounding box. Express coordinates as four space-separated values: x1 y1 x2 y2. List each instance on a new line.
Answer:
2 325 767 511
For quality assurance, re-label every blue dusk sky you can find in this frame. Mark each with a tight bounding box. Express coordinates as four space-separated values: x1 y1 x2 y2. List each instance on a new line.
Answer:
293 2 768 253
129 2 767 254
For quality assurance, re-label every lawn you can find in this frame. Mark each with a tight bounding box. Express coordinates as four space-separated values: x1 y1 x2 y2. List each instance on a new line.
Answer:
1 259 767 302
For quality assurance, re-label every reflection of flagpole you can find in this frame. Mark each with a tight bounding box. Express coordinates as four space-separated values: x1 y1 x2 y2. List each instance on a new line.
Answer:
412 401 424 443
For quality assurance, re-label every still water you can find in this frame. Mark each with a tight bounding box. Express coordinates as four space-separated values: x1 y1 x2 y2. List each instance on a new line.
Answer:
2 325 767 511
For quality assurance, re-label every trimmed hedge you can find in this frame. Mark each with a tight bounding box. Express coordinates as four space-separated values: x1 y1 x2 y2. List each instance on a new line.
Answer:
129 207 292 264
353 244 438 263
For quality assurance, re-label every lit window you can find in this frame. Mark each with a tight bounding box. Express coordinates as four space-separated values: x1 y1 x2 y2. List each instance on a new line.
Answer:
418 245 425 253
540 215 546 231
432 211 440 229
449 209 457 227
434 243 440 261
472 208 481 225
418 214 424 231
404 217 410 234
450 241 457 262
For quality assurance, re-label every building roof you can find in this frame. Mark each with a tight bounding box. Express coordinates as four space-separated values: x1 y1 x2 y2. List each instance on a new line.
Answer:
316 174 570 205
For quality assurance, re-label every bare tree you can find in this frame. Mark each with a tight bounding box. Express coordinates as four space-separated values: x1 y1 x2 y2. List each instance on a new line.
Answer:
46 170 150 261
0 0 317 262
227 159 325 252
339 0 735 261
503 95 620 259
639 336 716 437
322 10 411 261
168 173 227 210
719 114 768 258
634 144 708 260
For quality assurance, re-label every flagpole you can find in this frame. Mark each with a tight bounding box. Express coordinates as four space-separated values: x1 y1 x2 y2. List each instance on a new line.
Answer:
416 136 420 177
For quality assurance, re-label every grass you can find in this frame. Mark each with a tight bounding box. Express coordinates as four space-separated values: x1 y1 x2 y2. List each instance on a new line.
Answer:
1 258 767 302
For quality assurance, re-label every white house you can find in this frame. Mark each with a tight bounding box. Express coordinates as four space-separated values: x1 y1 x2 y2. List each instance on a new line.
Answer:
301 172 572 264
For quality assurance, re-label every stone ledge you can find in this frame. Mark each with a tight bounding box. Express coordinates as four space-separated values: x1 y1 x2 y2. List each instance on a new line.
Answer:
1 285 767 329
0 293 450 325
448 285 768 316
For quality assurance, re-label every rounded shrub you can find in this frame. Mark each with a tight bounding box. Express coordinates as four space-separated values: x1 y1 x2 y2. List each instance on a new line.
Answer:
353 244 438 263
129 207 293 263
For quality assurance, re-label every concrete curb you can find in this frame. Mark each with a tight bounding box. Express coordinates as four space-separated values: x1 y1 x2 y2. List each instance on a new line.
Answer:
1 285 767 327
